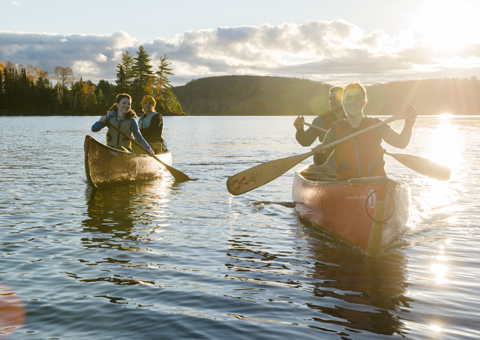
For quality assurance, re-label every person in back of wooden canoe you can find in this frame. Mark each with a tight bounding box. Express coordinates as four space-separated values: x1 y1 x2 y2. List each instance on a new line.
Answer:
138 95 166 154
91 93 154 156
312 82 417 181
293 86 346 175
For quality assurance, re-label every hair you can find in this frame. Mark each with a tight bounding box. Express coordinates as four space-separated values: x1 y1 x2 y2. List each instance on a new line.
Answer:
329 86 344 95
109 93 137 118
344 82 368 103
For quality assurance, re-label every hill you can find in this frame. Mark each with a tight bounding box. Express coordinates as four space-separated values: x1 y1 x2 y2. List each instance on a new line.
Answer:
172 75 480 115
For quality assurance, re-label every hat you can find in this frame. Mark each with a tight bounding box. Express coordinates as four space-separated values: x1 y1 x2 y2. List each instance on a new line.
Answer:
141 96 156 107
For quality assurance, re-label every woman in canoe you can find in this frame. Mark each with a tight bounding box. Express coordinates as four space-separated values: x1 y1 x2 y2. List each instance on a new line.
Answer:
312 82 417 180
91 93 154 156
138 95 166 153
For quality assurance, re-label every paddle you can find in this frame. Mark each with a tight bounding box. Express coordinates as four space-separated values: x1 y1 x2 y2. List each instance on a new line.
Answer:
227 110 408 195
303 122 328 132
385 152 451 181
104 120 194 182
305 121 451 181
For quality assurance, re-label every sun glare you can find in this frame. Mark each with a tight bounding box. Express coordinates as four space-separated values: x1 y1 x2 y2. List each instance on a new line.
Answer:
411 1 480 53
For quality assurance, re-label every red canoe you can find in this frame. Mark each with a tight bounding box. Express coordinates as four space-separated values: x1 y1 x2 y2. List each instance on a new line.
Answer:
292 166 410 256
84 135 172 188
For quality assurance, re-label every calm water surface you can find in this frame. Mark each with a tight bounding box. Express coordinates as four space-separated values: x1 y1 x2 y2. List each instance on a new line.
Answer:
0 115 479 339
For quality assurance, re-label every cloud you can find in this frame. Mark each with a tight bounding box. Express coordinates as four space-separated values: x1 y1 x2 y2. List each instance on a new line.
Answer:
1 20 480 86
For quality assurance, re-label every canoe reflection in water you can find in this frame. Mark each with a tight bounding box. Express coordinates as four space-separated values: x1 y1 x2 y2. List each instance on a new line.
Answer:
301 223 412 337
83 182 172 243
80 182 173 286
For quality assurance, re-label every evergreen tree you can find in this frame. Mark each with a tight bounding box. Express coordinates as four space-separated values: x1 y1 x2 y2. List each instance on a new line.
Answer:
156 54 173 90
115 51 135 93
115 65 128 93
132 45 154 106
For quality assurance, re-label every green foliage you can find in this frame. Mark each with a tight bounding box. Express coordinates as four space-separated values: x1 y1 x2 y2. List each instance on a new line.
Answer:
2 57 480 116
172 75 480 116
115 51 135 93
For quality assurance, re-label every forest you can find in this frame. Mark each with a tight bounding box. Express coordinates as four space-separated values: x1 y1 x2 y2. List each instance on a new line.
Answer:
2 54 480 116
0 46 185 116
172 75 480 116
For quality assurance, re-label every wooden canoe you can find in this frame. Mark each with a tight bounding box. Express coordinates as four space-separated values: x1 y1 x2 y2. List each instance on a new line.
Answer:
84 135 173 188
292 166 410 256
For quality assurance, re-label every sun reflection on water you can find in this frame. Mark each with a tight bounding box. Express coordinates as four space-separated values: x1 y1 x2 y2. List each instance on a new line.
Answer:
423 114 462 174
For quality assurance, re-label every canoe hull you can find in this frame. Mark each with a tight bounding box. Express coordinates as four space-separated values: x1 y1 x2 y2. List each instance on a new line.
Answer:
292 168 410 255
84 135 172 188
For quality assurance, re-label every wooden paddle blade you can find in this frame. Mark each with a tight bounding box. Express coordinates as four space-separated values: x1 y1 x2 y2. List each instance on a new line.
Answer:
227 151 314 195
386 152 451 181
159 160 195 183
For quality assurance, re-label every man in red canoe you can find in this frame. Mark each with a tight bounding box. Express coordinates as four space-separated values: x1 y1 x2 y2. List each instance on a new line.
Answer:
293 86 346 174
312 82 417 180
293 86 346 145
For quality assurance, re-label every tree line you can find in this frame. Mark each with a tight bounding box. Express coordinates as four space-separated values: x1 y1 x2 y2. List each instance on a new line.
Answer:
0 46 185 116
172 75 480 116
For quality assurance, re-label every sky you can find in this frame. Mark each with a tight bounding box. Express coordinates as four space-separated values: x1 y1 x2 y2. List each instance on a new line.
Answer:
2 0 480 86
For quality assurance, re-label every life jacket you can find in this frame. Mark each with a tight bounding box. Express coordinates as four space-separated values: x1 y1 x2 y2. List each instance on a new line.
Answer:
333 117 386 180
106 112 133 150
319 110 345 130
139 112 161 130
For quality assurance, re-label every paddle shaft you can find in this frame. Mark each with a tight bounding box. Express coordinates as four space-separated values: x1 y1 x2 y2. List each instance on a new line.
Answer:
227 112 407 195
104 120 193 182
303 122 328 133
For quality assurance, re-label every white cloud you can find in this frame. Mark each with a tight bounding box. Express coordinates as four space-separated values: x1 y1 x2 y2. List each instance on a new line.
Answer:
95 53 107 62
1 20 480 86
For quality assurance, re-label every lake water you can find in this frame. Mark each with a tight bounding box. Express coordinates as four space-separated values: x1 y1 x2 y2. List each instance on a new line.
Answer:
0 115 479 340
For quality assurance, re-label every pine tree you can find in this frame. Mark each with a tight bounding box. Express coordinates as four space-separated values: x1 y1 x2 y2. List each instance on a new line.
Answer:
132 46 154 106
115 51 135 93
156 54 173 90
115 65 128 93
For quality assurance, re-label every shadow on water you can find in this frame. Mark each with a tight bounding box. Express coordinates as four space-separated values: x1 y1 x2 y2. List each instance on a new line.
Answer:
297 218 413 337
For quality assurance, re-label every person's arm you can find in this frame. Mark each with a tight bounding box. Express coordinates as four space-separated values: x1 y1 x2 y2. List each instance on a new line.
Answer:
92 112 115 132
312 128 337 165
130 120 154 155
92 117 107 132
381 105 417 149
295 116 328 146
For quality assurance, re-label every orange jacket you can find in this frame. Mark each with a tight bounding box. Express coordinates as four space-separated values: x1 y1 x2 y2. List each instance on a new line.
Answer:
333 117 386 180
320 110 342 130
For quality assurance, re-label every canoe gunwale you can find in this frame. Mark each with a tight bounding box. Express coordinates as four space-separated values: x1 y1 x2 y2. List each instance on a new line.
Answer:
84 135 172 188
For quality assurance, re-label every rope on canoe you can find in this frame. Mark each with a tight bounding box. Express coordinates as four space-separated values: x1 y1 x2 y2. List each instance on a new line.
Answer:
365 190 395 223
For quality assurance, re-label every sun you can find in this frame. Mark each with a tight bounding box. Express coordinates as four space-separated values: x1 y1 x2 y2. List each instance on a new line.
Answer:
410 0 480 53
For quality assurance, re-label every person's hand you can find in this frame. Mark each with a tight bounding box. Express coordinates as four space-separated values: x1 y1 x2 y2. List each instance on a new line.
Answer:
405 104 417 125
99 116 107 124
311 144 324 154
294 116 305 130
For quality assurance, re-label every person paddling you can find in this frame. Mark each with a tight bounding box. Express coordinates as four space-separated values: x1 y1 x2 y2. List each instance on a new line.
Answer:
293 86 346 145
91 93 154 156
312 82 417 180
294 86 345 174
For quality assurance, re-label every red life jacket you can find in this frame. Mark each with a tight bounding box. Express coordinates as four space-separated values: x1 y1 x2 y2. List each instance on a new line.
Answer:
333 117 386 180
319 110 343 130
